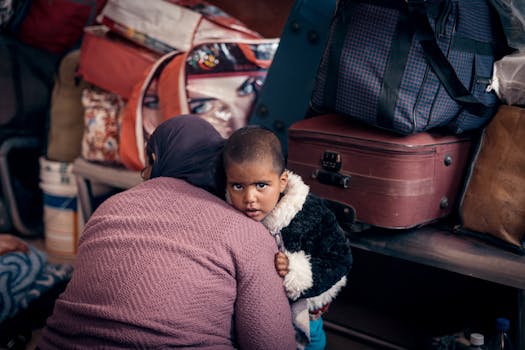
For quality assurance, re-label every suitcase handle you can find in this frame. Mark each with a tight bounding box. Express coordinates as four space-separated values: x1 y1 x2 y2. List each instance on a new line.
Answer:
313 169 351 188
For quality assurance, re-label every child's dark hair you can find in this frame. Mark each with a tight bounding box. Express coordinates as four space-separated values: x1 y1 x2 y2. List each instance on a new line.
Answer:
223 126 285 174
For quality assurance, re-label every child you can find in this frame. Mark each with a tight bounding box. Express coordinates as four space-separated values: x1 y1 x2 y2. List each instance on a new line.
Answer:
223 126 353 350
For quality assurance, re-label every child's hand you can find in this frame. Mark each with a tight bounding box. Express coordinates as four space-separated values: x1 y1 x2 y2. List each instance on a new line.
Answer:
0 234 29 255
310 303 330 320
274 252 289 277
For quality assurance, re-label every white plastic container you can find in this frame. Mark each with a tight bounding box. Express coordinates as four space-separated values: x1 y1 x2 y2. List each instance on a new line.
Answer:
39 157 80 256
39 156 75 186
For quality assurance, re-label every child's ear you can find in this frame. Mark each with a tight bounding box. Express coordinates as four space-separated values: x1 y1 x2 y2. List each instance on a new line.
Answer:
279 170 288 193
141 165 152 180
141 152 156 180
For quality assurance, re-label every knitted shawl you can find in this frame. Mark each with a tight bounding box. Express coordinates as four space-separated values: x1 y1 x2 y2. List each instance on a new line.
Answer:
39 178 296 350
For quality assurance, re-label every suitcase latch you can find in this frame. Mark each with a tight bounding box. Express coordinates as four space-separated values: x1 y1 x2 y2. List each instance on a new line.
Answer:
314 151 351 189
321 151 342 172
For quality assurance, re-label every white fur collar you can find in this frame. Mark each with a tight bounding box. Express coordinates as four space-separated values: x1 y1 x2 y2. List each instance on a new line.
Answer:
262 170 309 234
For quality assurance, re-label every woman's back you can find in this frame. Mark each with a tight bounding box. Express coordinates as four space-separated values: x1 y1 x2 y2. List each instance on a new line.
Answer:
39 177 295 350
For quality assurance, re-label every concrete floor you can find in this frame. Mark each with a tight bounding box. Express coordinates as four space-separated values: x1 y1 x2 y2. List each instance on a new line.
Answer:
326 329 386 350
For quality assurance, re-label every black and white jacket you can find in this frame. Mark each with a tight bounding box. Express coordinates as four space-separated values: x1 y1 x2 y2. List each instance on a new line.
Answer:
262 171 353 311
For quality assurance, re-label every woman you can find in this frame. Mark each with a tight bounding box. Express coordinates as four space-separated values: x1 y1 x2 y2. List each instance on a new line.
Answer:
39 115 296 350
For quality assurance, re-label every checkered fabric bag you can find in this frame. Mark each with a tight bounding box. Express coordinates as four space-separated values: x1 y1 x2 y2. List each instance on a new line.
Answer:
312 0 508 135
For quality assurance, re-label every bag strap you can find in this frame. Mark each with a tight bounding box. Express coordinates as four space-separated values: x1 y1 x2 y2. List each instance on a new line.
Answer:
406 0 495 119
248 0 337 155
120 50 181 170
237 42 273 69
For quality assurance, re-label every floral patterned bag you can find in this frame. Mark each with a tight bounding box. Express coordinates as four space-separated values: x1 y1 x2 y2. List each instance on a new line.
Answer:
81 87 125 164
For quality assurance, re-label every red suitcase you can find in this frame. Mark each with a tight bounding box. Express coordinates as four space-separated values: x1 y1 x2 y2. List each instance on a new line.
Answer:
287 114 473 229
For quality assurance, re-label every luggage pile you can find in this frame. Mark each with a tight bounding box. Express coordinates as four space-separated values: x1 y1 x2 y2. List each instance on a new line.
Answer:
40 0 279 247
72 0 279 170
255 0 524 253
0 0 280 236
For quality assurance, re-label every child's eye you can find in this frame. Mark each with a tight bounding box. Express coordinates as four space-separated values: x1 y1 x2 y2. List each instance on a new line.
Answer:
255 183 267 190
232 184 243 191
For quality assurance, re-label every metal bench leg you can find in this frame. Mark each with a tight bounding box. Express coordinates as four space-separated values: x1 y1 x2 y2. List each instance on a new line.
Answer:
74 174 94 226
517 289 524 350
0 137 42 237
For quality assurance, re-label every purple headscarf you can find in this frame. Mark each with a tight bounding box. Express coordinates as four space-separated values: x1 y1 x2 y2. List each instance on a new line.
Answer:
147 115 226 197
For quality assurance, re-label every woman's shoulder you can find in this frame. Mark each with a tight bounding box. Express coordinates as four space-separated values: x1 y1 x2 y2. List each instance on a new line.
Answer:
97 177 220 208
83 178 226 231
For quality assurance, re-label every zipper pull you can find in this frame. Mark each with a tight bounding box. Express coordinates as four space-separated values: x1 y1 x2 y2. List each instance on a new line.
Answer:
478 77 493 92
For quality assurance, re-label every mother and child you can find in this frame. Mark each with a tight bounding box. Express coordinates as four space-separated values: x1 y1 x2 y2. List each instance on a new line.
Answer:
38 115 353 350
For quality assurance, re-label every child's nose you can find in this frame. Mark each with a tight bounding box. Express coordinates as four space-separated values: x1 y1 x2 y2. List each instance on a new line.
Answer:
244 188 256 203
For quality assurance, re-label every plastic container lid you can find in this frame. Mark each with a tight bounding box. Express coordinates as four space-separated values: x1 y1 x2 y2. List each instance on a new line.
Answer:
470 333 484 346
496 317 510 331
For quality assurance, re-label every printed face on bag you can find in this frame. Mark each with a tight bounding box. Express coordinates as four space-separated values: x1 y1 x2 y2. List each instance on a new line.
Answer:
226 158 288 222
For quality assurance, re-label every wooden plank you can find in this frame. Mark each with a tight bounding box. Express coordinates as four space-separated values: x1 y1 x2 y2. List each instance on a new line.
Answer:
347 226 525 290
72 157 142 189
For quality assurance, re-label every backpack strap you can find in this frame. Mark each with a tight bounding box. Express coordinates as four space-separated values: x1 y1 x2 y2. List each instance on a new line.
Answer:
406 0 496 119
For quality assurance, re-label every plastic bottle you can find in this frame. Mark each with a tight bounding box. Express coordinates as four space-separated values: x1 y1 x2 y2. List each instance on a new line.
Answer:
470 333 486 350
489 318 514 350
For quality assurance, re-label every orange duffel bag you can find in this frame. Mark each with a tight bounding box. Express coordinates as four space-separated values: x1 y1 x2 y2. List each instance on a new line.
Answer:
78 25 162 100
119 39 278 171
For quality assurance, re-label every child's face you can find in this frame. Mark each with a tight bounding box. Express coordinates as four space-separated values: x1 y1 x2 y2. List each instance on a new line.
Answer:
225 157 288 222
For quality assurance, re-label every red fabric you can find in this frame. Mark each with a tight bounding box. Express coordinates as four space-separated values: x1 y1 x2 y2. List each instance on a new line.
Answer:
119 52 185 171
15 0 107 54
157 53 188 119
119 66 152 171
79 26 161 100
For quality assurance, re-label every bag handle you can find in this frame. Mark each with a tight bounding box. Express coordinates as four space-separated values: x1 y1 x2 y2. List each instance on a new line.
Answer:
237 43 273 69
406 0 495 119
120 50 181 170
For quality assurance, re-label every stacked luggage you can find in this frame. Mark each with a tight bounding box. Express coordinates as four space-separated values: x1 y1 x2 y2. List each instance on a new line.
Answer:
255 0 524 253
0 0 281 243
2 0 523 255
45 1 281 253
73 0 280 171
